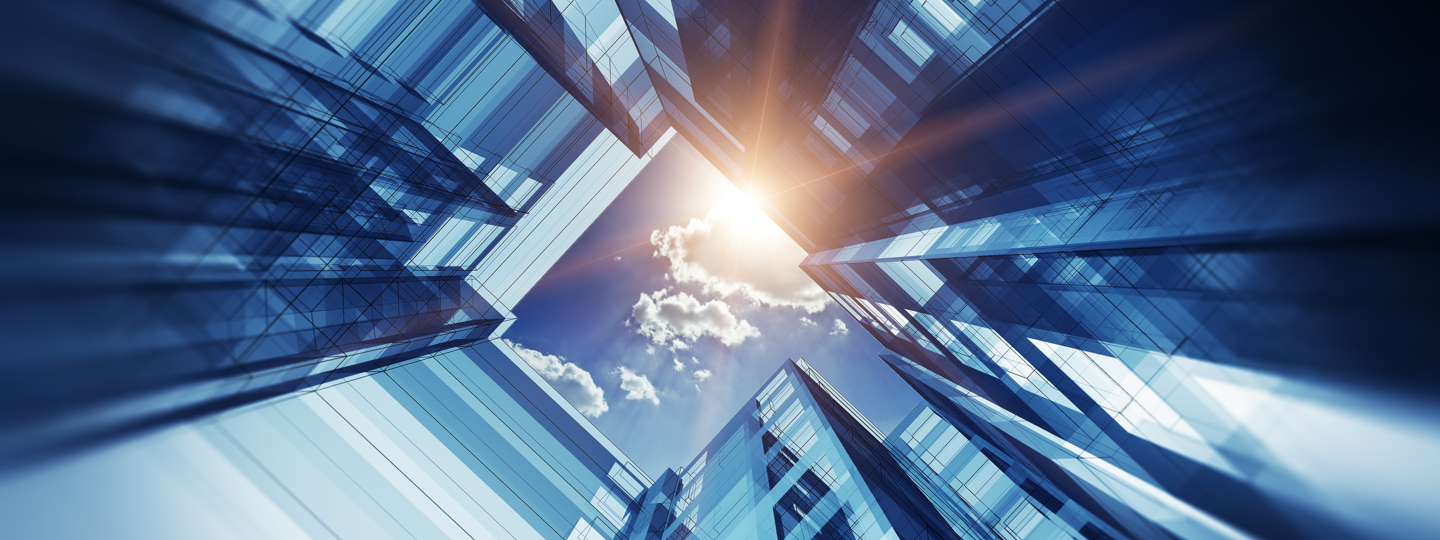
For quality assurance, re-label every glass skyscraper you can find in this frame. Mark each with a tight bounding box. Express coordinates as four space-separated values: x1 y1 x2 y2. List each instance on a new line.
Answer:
0 0 667 461
618 358 1131 540
2 0 668 536
2 0 1435 538
651 358 971 540
890 403 1135 540
603 0 1437 539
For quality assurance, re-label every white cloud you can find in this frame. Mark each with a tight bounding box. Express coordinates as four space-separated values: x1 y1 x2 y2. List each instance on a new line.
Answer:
670 339 690 351
800 317 817 328
630 289 760 347
505 340 608 418
646 345 655 355
692 356 700 364
831 319 850 336
651 204 829 313
693 369 712 382
615 367 660 405
673 359 685 372
615 256 622 261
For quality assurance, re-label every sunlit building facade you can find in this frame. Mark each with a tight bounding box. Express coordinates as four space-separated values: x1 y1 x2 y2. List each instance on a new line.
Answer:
1 339 658 540
1 0 669 534
890 404 1134 540
602 0 1438 539
0 0 667 461
641 359 1013 540
626 359 1136 540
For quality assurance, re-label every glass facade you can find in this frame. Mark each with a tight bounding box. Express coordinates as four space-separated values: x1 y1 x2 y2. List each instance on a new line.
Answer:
594 0 1438 539
638 358 991 540
624 359 1149 540
1 0 668 461
474 0 673 155
890 404 1134 540
1 339 656 540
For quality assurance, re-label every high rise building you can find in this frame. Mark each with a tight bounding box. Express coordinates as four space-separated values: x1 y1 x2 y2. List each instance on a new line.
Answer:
641 358 976 540
617 1 1437 539
890 404 1135 540
604 0 1439 539
0 0 669 538
0 0 667 461
608 357 1134 540
0 338 658 540
0 351 1138 540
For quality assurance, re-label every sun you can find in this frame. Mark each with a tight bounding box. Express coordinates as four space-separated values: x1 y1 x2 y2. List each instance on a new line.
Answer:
716 183 761 211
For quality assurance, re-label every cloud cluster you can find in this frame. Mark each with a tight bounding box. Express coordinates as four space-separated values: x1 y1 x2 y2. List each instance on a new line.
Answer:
831 319 850 336
650 205 829 313
692 368 713 392
614 367 660 405
505 340 608 418
631 289 760 347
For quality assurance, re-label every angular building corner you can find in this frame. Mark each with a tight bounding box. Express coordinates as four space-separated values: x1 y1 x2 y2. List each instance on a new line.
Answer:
0 0 668 536
0 0 665 461
601 0 1439 538
644 358 980 540
595 0 1440 538
635 358 1135 540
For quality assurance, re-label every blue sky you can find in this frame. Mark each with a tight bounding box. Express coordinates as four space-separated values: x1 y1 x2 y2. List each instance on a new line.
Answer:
504 138 922 477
